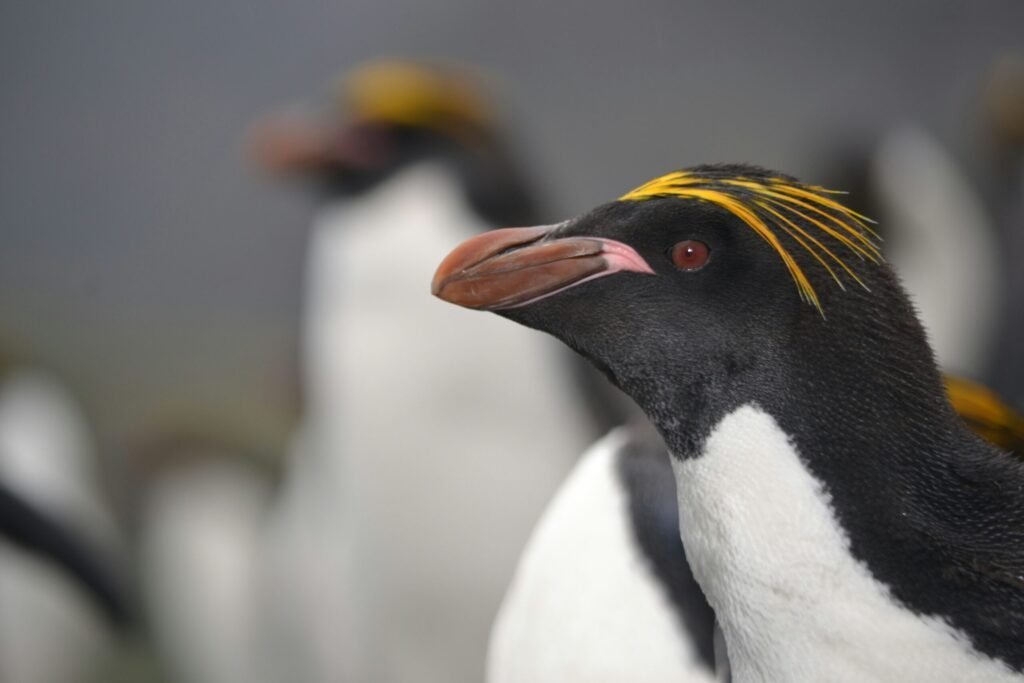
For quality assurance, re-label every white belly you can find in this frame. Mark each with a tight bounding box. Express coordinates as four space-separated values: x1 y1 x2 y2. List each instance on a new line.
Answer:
672 404 1022 683
302 165 592 683
490 429 716 683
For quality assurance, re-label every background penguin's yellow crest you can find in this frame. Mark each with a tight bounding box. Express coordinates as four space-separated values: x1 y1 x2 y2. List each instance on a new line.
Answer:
338 60 493 134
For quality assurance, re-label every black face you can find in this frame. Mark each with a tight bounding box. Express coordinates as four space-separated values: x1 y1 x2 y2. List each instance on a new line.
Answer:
432 181 941 457
501 199 799 389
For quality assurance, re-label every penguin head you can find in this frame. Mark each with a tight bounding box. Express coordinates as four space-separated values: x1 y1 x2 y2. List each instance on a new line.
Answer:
251 60 538 224
433 164 940 454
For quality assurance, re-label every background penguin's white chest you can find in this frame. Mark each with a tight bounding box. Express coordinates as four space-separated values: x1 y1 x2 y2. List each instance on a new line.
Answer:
671 404 1022 683
303 164 477 409
301 164 591 683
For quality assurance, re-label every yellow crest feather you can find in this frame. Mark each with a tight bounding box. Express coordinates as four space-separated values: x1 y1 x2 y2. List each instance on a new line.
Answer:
338 61 492 135
619 168 882 315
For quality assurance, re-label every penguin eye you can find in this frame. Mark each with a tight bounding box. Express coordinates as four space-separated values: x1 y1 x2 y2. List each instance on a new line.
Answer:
670 240 710 271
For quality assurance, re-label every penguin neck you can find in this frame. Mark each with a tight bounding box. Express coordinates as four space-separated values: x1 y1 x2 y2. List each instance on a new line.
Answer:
648 278 1002 544
648 285 1024 677
638 270 968 486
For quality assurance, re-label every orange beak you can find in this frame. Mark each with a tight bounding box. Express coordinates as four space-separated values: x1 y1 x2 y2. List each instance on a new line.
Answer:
247 113 392 174
432 225 653 310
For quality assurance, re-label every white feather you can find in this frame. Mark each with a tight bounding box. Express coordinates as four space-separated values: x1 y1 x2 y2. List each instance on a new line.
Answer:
140 457 273 683
672 404 1022 682
490 428 716 683
0 369 117 683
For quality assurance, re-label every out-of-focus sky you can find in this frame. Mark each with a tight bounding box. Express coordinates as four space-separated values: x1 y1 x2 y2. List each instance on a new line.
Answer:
1 1 1021 451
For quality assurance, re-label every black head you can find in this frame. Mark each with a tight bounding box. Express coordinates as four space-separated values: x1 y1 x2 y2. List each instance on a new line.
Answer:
433 163 950 456
250 60 540 226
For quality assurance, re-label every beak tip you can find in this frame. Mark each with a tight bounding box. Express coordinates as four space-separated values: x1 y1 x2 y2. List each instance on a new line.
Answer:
430 265 455 301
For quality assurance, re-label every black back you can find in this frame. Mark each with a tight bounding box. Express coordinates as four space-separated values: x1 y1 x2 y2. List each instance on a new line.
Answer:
770 274 1024 670
616 423 716 671
0 475 133 627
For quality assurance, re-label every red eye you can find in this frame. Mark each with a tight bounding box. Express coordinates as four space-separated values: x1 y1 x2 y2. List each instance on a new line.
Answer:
670 240 710 271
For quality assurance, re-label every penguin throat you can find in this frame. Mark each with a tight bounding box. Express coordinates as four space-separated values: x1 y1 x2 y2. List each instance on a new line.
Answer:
610 351 765 461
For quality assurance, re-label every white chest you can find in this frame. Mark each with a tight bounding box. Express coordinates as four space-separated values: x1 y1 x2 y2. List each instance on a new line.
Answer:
671 404 1022 683
489 430 715 683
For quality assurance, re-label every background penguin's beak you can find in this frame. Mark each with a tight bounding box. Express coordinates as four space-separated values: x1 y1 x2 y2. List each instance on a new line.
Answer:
248 113 393 174
432 224 653 310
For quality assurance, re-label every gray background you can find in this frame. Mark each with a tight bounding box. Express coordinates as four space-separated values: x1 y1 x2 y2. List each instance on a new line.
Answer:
2 1 1022 452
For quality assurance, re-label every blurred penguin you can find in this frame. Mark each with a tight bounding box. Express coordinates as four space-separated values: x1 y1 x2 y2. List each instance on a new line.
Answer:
134 436 276 683
0 356 127 683
869 125 1001 379
250 61 595 683
824 127 1001 381
981 53 1024 405
826 56 1024 389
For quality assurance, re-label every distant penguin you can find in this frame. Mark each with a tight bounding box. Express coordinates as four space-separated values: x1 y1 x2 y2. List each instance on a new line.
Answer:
869 126 1003 379
251 61 594 683
0 361 127 683
435 164 1024 681
135 437 275 683
825 125 1003 380
981 53 1024 404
